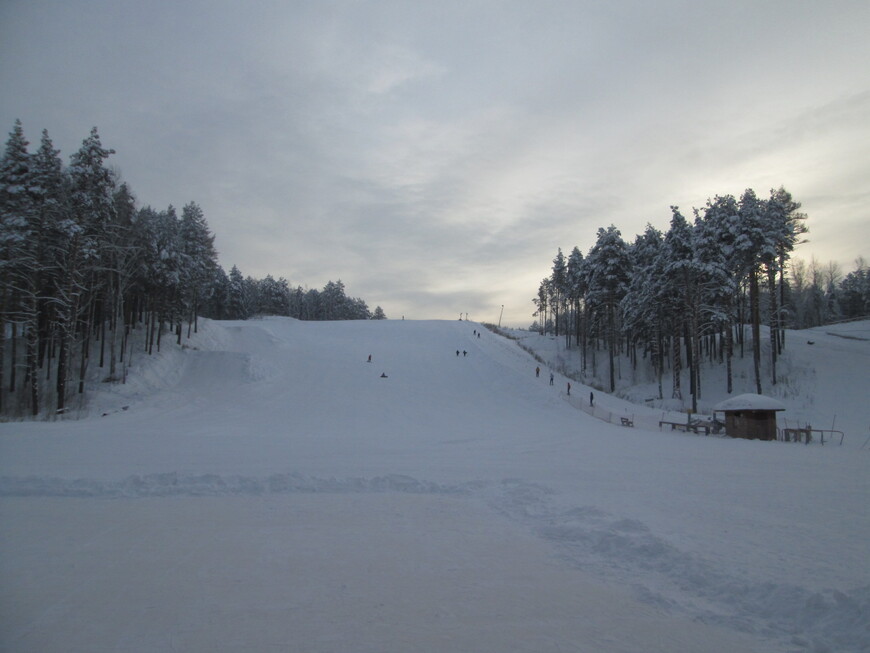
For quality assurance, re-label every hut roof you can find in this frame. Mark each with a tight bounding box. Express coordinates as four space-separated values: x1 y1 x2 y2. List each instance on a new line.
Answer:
713 393 786 412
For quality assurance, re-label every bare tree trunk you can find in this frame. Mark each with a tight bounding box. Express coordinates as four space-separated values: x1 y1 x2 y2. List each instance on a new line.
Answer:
691 305 701 412
672 331 682 400
749 268 762 394
148 309 156 355
778 254 787 352
607 304 616 392
26 334 38 416
79 300 96 395
9 321 17 393
99 302 107 369
726 319 734 394
24 291 40 416
655 322 664 400
0 294 6 413
55 282 79 415
768 266 778 385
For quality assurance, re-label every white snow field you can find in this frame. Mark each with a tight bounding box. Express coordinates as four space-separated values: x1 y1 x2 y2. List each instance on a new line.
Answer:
1 317 868 653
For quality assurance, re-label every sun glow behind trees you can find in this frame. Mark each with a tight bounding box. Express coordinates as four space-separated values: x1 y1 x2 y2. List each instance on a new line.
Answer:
532 187 870 405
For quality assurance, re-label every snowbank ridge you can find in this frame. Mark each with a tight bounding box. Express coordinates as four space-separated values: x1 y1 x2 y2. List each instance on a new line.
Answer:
0 472 470 499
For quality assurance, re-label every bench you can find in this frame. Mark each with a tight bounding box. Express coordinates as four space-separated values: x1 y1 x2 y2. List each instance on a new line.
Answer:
689 421 712 435
659 420 711 435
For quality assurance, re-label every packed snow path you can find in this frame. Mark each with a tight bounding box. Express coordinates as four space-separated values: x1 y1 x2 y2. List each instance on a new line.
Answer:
1 318 868 652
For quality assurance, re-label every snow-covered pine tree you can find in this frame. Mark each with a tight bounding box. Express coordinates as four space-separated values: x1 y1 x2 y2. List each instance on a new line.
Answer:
735 189 773 394
765 187 807 360
661 207 705 412
55 127 115 411
566 246 586 351
104 182 140 380
0 120 37 413
839 258 869 319
180 201 218 336
203 265 230 319
135 205 185 352
550 248 567 339
621 224 664 396
695 195 740 394
257 275 290 316
532 278 549 335
31 130 67 376
227 265 248 320
585 225 631 392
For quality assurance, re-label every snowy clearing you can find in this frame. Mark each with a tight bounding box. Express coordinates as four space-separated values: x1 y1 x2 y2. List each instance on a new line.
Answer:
1 317 868 652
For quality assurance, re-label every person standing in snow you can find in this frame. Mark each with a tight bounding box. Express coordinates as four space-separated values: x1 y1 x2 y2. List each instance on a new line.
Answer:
549 372 554 386
567 382 571 396
367 354 372 363
590 392 594 406
536 366 540 378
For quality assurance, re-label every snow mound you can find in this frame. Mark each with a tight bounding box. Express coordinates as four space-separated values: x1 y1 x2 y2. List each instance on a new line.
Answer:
0 472 468 498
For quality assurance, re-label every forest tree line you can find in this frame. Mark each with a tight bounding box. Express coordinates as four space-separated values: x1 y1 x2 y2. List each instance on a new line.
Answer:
532 187 869 411
0 121 383 418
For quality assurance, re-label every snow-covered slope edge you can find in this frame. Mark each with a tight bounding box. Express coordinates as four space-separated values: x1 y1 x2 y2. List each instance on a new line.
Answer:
505 320 870 446
1 317 868 652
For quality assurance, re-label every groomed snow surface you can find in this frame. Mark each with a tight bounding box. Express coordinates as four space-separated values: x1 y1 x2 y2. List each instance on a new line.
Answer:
1 318 868 653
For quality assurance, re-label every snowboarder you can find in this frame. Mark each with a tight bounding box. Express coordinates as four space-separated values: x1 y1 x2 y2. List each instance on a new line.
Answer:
567 382 571 396
367 354 372 363
549 372 554 386
589 392 594 407
456 350 460 356
380 372 388 378
536 366 540 377
463 350 467 357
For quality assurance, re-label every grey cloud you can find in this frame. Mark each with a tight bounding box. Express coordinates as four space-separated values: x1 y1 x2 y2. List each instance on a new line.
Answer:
2 0 868 326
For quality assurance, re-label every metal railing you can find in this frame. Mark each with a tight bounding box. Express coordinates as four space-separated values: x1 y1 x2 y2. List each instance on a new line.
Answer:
780 427 845 446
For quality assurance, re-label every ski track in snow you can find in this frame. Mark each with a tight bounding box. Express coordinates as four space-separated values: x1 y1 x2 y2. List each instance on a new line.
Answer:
3 471 868 652
1 317 868 653
484 480 870 653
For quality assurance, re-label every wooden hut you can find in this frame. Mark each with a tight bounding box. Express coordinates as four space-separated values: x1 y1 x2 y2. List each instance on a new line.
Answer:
713 394 786 441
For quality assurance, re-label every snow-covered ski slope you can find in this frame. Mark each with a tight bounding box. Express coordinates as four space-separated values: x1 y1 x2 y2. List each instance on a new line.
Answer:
1 317 868 653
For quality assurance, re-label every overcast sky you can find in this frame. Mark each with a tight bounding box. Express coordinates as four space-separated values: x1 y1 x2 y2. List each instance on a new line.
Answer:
2 1 868 326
